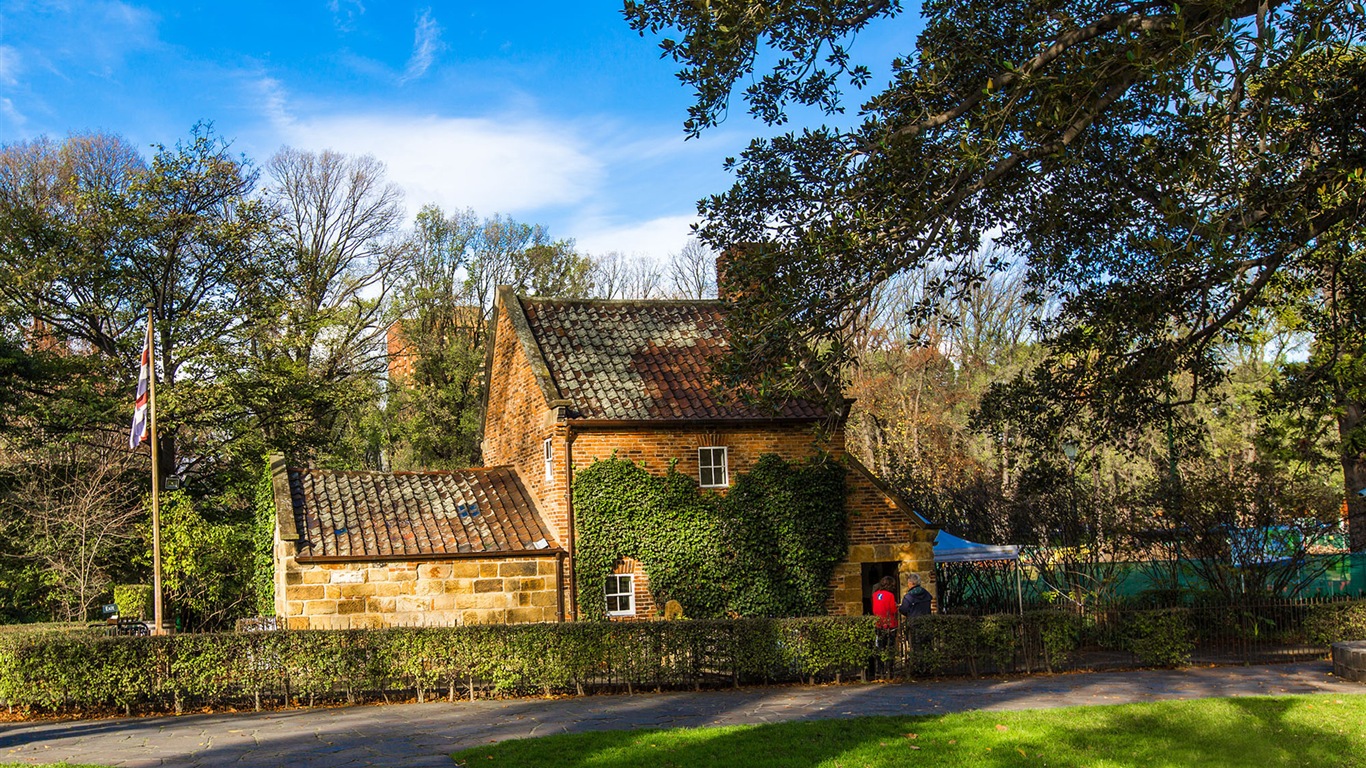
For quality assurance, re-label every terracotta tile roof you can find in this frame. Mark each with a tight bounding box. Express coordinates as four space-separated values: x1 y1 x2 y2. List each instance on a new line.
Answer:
518 297 826 421
286 465 559 561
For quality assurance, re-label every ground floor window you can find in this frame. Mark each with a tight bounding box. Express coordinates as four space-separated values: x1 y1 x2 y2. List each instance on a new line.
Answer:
605 573 635 616
698 445 729 487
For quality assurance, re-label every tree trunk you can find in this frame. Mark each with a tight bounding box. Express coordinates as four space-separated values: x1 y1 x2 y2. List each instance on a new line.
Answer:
1340 399 1366 552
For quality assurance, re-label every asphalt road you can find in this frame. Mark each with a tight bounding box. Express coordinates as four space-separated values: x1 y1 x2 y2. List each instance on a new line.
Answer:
3 661 1362 768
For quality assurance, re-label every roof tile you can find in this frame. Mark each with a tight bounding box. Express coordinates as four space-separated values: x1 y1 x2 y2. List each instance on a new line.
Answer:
520 298 825 421
288 466 557 561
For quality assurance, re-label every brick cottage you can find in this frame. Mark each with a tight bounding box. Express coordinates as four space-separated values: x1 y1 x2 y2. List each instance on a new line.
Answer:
272 287 938 628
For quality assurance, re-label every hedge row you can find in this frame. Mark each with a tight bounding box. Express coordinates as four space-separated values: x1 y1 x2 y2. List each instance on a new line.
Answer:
0 617 875 715
5 600 1364 716
904 600 1366 675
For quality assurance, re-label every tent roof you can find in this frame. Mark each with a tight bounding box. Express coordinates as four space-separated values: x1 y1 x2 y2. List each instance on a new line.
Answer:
933 531 1019 563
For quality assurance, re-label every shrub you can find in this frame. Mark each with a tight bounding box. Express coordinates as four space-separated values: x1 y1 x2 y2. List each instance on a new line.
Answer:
0 616 881 715
113 585 153 620
1304 601 1366 645
1022 610 1081 672
1125 608 1194 667
905 614 981 676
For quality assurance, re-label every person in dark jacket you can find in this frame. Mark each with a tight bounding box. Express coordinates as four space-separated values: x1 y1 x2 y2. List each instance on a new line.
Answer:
899 572 933 618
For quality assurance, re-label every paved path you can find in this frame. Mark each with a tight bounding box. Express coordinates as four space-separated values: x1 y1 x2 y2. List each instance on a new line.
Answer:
3 662 1362 768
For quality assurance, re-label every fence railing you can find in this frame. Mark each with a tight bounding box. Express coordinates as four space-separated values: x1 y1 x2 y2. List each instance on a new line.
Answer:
897 595 1366 677
4 598 1364 716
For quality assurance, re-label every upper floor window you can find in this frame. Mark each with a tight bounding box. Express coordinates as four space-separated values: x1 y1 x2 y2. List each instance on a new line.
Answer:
605 573 635 616
543 438 553 482
698 446 729 488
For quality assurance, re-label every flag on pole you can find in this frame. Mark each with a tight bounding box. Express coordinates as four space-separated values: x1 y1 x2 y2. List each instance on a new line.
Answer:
130 329 151 449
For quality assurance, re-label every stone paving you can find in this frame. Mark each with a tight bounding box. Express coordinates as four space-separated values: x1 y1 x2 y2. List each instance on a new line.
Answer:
2 661 1362 767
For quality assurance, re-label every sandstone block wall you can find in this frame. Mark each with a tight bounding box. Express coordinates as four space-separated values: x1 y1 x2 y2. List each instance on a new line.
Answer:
825 538 938 616
275 548 561 629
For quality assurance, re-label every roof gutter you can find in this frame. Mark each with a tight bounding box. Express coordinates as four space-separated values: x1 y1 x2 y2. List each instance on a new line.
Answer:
567 417 825 429
295 548 565 565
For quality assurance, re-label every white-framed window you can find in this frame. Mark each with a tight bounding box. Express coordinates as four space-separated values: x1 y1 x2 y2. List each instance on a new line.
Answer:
543 438 553 482
605 573 635 616
698 446 729 488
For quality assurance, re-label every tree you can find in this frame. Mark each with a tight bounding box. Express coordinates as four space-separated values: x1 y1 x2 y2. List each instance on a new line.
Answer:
0 125 273 485
154 490 253 630
1263 236 1366 549
628 1 1366 545
0 441 141 621
591 251 666 299
389 206 595 468
667 237 717 299
250 147 405 466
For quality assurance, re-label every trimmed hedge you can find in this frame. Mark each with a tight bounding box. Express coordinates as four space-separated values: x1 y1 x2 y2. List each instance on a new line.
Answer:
0 617 876 715
113 585 153 620
5 599 1364 716
904 610 1084 676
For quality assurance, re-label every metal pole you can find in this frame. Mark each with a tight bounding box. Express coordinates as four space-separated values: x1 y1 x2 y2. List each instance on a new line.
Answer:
1016 558 1024 615
147 307 164 636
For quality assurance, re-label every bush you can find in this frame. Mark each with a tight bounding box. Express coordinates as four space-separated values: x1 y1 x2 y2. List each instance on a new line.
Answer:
6 599 1364 716
1023 610 1081 672
1125 608 1194 667
0 617 882 715
113 585 153 620
905 614 981 675
1304 601 1366 645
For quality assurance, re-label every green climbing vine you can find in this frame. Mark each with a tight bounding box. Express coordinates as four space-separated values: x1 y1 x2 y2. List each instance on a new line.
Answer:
251 459 276 617
574 453 847 620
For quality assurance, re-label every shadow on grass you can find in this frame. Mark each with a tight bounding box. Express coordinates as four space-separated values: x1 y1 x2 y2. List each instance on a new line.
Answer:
452 695 1366 768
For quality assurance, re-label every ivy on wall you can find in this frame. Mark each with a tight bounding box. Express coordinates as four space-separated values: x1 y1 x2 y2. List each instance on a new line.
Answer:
251 460 276 617
573 453 847 620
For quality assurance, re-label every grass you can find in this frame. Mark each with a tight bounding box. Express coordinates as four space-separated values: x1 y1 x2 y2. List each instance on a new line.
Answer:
452 694 1366 768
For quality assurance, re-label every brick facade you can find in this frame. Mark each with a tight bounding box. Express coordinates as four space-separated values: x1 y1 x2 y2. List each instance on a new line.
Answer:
272 290 937 631
473 292 939 623
481 300 567 542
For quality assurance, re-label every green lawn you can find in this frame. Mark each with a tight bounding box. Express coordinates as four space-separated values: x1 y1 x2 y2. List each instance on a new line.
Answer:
452 694 1366 768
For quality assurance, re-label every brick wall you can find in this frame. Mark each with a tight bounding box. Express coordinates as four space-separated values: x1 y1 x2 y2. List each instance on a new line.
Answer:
568 422 832 482
386 322 416 382
481 302 566 541
608 557 657 621
568 423 935 619
275 544 561 629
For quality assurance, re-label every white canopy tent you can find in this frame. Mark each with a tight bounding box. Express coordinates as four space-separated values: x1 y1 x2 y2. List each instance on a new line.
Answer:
932 531 1025 613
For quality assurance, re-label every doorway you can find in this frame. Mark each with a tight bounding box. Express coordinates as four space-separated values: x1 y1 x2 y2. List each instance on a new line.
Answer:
860 561 901 616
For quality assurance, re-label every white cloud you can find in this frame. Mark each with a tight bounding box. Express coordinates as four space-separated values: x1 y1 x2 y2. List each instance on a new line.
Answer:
327 0 366 32
573 213 699 261
0 97 25 128
275 112 603 214
0 46 21 87
400 9 444 84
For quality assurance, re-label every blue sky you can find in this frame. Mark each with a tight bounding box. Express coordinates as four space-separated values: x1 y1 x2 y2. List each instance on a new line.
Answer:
0 1 922 261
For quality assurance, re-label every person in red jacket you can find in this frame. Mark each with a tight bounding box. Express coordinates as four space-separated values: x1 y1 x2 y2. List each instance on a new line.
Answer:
870 575 899 676
872 575 899 630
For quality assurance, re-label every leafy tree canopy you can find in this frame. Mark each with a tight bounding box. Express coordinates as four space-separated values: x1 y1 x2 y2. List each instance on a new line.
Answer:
628 0 1366 433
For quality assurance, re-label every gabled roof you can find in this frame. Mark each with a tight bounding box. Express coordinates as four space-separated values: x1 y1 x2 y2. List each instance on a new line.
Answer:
513 295 826 421
281 464 560 562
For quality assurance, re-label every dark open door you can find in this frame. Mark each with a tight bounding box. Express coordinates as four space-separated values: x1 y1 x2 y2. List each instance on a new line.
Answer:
860 561 900 616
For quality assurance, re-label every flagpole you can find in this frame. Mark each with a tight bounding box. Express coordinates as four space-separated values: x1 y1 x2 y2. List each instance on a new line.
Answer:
147 306 164 636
